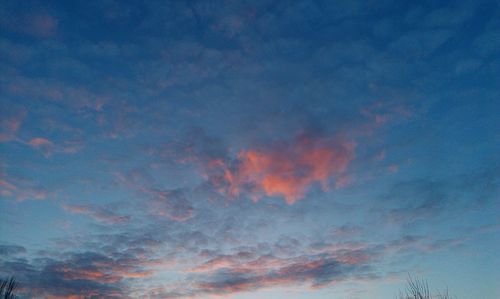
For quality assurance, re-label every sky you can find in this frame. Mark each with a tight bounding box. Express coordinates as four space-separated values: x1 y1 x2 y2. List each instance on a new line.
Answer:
0 0 499 298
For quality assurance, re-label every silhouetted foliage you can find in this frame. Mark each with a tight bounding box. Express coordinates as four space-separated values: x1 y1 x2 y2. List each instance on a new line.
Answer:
398 275 455 299
0 277 17 299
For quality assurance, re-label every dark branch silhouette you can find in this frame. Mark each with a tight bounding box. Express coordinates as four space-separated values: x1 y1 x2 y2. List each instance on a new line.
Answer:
398 275 455 299
0 277 17 299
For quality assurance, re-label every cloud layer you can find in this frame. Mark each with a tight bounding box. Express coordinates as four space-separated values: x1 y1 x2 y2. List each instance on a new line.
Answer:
1 0 499 298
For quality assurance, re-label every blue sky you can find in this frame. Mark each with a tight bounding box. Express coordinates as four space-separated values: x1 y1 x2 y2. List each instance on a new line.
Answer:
0 0 499 298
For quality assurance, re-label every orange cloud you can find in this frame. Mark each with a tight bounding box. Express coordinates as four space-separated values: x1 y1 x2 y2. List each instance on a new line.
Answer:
209 135 355 204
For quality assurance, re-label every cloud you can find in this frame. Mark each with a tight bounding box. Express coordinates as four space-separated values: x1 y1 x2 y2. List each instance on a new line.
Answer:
331 225 363 239
115 171 194 222
0 110 26 142
24 136 83 157
29 137 53 148
376 168 500 225
0 228 476 298
0 256 125 298
375 179 449 225
45 252 154 284
360 101 413 133
164 128 229 166
62 204 131 224
0 244 26 256
166 129 356 204
0 240 166 298
28 137 54 157
148 189 194 222
206 133 355 204
178 241 379 297
0 174 48 201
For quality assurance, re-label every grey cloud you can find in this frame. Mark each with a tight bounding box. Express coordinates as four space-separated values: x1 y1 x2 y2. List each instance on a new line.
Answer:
0 244 26 256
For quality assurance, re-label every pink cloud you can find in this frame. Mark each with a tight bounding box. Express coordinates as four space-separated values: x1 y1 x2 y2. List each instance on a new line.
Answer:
28 137 54 157
207 134 355 204
0 180 18 198
0 176 48 201
54 265 154 285
0 110 26 142
29 137 53 148
189 254 289 275
62 204 130 224
23 136 83 156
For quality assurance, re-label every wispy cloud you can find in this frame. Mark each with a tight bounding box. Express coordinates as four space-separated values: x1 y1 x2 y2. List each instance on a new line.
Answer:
148 189 194 222
62 204 131 224
115 172 194 222
28 137 54 157
0 110 26 142
0 174 48 201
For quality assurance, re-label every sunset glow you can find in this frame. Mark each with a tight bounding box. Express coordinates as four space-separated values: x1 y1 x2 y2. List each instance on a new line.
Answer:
1 1 499 298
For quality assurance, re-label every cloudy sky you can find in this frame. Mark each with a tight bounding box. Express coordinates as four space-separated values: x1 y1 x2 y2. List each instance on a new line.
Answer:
0 0 499 298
